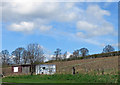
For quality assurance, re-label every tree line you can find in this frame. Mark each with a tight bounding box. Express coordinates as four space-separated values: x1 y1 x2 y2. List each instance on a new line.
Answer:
1 43 119 75
1 43 44 65
52 44 116 61
0 44 118 66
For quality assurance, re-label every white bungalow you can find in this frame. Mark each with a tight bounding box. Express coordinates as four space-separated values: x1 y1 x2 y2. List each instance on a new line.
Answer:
36 64 56 75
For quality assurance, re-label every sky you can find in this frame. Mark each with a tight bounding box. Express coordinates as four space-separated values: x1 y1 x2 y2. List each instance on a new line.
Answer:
1 0 119 57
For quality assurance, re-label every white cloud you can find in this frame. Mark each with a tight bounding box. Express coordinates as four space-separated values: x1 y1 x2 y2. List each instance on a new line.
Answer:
76 32 86 38
66 51 72 58
39 25 52 32
3 2 81 33
86 5 110 20
4 2 115 37
2 2 79 22
76 5 116 38
8 20 52 33
9 21 34 33
2 2 117 46
2 0 120 2
112 43 120 47
77 21 97 31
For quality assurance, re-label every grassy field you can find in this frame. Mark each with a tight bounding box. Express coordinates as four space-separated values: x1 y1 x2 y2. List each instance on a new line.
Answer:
2 74 118 83
2 56 119 84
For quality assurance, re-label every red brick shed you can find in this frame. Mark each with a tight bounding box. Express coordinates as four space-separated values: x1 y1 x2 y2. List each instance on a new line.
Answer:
12 65 22 73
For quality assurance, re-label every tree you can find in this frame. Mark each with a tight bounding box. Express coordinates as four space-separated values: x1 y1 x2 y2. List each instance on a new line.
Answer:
22 50 28 64
1 50 10 65
73 50 79 59
11 51 17 64
54 48 62 60
0 52 2 66
103 45 115 53
27 43 44 75
11 47 25 64
79 48 89 58
68 54 73 60
63 51 67 60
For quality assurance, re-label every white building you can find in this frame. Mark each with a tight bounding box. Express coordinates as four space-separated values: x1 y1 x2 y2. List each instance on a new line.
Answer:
36 64 56 75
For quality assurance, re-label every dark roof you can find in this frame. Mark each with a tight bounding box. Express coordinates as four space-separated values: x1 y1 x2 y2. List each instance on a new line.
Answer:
11 64 54 67
11 64 32 67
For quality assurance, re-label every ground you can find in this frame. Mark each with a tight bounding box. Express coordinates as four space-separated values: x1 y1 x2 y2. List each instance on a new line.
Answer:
2 74 118 83
2 56 119 84
46 56 118 74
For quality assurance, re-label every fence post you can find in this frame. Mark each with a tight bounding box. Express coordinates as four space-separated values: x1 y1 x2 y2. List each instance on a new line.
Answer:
101 68 104 75
72 67 75 75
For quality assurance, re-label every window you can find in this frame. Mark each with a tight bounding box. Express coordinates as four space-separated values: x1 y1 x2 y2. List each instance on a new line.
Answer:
14 67 18 72
43 67 45 69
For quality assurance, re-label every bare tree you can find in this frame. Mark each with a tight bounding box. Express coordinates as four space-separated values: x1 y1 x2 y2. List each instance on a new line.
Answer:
0 52 2 67
22 50 28 64
79 48 89 58
11 51 17 64
103 45 115 53
1 50 9 65
11 47 25 64
27 43 44 75
54 48 62 60
63 51 67 60
73 50 79 59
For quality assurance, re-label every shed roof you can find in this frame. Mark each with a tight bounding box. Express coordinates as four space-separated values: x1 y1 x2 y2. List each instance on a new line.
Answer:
11 64 31 67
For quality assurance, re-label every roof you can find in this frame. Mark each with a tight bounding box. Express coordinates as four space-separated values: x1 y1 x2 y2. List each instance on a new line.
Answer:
11 64 32 67
11 64 55 67
36 64 56 66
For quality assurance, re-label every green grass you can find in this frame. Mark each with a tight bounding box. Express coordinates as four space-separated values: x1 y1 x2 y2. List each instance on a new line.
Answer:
2 74 118 83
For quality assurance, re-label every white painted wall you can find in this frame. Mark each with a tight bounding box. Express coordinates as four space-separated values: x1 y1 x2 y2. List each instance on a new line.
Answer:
36 64 56 75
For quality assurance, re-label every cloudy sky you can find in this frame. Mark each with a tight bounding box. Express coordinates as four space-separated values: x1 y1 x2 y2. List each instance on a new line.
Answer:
1 0 119 55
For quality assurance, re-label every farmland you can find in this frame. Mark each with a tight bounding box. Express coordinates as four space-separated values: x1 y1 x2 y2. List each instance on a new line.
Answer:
2 56 119 84
47 56 118 75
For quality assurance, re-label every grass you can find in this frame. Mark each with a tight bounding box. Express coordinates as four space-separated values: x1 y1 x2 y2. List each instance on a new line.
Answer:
2 74 118 83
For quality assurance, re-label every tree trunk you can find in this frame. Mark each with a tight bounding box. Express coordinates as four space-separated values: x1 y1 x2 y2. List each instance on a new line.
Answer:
31 63 33 76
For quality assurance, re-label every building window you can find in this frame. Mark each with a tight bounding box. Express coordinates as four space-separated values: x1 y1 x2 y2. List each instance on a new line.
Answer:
14 67 18 72
43 67 45 69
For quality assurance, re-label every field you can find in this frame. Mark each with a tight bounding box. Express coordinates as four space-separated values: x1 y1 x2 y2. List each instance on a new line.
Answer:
2 56 118 76
47 56 118 75
2 56 119 84
2 74 118 83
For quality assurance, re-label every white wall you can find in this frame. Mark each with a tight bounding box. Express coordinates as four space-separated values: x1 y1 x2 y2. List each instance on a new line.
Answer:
36 64 56 75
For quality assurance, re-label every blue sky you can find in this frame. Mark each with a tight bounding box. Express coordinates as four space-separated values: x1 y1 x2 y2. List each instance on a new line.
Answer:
1 1 118 55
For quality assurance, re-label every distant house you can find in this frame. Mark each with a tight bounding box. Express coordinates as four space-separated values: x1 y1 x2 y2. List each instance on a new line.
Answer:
36 64 56 75
12 64 35 74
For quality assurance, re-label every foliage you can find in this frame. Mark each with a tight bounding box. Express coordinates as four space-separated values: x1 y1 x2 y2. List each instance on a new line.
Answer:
22 49 28 64
66 51 120 61
54 48 62 60
73 50 79 58
63 51 67 60
103 45 115 53
27 43 45 75
1 50 10 65
11 47 25 64
79 48 89 58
